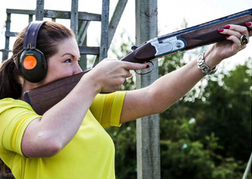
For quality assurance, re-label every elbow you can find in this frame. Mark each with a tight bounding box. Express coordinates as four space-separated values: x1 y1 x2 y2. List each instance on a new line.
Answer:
23 132 63 158
38 133 63 157
44 143 62 157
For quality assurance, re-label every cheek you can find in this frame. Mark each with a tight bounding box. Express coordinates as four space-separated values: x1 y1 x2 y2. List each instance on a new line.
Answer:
45 65 72 82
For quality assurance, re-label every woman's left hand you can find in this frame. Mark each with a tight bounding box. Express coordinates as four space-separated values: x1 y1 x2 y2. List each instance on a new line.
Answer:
205 23 251 67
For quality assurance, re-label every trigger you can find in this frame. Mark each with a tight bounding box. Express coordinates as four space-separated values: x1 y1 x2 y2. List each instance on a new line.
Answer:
135 61 154 75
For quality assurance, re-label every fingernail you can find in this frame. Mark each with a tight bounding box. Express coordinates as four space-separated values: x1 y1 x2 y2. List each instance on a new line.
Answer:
246 22 252 26
226 36 230 39
224 25 230 29
218 29 224 32
146 64 150 68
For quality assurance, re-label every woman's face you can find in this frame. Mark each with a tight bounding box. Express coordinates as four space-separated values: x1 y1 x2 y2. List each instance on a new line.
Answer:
41 37 82 85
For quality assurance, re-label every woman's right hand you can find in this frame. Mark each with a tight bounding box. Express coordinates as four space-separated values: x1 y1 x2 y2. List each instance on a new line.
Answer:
85 58 148 93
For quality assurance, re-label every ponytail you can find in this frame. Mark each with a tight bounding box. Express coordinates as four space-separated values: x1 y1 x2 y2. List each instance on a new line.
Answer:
0 25 26 100
0 58 22 99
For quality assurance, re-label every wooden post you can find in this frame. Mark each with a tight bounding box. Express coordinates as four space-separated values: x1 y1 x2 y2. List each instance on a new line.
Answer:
135 0 160 179
35 0 44 20
29 14 33 22
71 0 79 37
93 0 128 66
99 0 109 61
108 0 128 47
2 12 11 61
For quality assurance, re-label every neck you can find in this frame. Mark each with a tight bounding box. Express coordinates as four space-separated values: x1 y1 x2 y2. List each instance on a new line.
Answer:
21 81 41 100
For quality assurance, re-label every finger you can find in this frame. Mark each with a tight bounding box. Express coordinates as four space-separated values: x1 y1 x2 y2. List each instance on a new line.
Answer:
122 61 149 71
219 26 250 45
218 28 244 40
246 22 252 29
226 35 240 44
222 29 242 39
246 22 252 36
224 24 249 37
124 69 132 78
226 35 246 50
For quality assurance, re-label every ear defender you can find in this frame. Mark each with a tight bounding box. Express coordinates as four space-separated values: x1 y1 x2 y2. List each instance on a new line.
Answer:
19 21 47 83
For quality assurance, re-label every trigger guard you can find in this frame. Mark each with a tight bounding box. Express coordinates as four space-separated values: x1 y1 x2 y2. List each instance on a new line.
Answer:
135 61 154 75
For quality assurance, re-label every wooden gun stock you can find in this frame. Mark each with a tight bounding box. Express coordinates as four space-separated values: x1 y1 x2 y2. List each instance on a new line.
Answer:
24 9 252 115
23 71 89 115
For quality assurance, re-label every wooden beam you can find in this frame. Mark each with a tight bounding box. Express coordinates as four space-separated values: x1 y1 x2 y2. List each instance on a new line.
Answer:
77 21 90 45
6 9 35 15
135 0 160 179
78 46 99 55
108 0 128 47
44 10 101 21
6 9 101 21
4 31 16 37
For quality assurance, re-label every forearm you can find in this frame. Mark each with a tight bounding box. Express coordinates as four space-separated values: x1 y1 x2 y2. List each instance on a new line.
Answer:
148 58 205 112
41 75 98 145
121 52 214 123
148 48 223 112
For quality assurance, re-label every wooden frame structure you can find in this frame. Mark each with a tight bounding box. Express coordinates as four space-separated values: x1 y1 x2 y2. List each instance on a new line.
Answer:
0 0 128 69
0 1 160 179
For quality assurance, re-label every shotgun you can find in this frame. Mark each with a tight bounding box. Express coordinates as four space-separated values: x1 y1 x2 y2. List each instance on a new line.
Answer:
24 8 252 115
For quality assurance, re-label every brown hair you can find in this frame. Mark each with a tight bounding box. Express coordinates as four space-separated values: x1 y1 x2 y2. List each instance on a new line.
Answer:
0 21 75 99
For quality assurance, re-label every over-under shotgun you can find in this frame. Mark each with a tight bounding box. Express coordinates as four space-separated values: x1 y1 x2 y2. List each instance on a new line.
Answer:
23 8 252 115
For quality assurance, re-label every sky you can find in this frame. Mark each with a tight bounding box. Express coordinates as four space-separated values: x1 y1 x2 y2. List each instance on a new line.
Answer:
0 0 251 70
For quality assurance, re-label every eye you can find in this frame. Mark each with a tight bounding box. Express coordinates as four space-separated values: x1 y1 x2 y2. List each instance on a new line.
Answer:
65 59 72 63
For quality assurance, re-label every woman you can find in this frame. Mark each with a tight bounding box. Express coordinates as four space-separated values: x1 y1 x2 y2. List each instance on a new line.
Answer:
0 21 251 179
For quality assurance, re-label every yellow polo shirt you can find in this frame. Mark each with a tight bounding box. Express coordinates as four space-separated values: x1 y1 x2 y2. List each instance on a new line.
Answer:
0 91 126 179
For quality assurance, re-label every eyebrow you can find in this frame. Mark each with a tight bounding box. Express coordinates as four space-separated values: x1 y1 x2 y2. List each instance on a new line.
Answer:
62 53 81 59
62 53 75 58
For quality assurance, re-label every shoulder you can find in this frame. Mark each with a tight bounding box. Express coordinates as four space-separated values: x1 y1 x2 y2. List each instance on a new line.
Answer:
0 98 34 114
0 98 40 157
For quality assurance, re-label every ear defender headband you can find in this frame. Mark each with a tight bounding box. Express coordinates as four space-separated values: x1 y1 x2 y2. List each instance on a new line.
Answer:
19 21 47 83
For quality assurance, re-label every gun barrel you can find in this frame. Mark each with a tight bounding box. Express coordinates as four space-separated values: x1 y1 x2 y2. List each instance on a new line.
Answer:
157 8 252 57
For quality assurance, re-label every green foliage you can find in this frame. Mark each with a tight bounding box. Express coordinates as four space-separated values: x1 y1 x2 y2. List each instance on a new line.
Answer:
108 123 137 178
196 59 251 164
106 33 251 178
158 50 186 77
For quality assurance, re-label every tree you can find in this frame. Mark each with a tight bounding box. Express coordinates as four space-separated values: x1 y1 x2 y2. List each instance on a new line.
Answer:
106 33 251 178
159 56 251 179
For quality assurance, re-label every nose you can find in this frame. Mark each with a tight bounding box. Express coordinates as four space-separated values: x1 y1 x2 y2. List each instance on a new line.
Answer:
73 62 83 75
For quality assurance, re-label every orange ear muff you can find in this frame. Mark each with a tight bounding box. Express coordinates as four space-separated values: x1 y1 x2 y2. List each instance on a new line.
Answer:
19 21 47 83
19 48 47 83
23 56 37 70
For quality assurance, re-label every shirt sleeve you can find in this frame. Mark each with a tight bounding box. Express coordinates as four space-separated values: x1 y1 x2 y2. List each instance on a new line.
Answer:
0 98 41 156
89 91 126 127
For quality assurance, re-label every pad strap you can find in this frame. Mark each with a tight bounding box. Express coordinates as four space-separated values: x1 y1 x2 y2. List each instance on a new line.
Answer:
23 21 45 50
